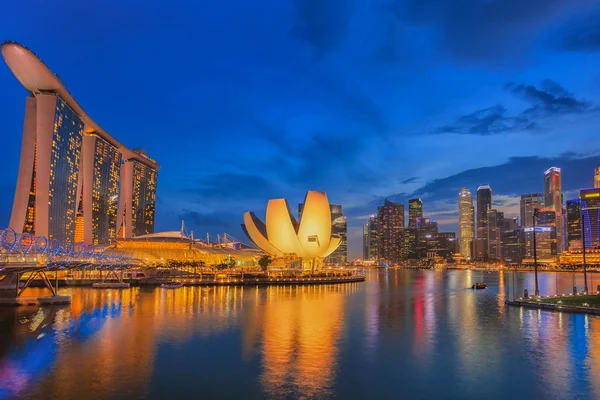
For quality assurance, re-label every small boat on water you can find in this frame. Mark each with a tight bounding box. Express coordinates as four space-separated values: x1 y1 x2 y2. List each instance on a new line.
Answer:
161 283 183 289
471 282 487 290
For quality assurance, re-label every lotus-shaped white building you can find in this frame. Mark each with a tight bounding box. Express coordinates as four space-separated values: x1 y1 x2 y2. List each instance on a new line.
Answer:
242 191 341 270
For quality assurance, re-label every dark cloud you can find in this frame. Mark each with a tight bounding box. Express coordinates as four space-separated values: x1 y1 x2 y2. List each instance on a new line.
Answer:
393 0 589 62
402 177 418 184
187 173 278 200
433 80 594 135
409 153 600 203
558 10 600 52
290 0 354 58
506 79 592 115
178 210 229 229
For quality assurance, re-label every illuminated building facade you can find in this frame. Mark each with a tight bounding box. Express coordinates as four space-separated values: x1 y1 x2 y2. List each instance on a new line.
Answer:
544 167 563 253
366 214 379 262
243 191 341 270
2 42 159 245
117 156 158 238
404 228 419 260
524 226 556 259
503 229 524 264
362 223 368 260
595 167 600 188
566 199 582 250
377 199 404 264
299 203 347 264
580 188 600 249
520 193 544 228
408 198 423 228
487 208 504 260
83 135 122 244
425 232 456 259
458 188 474 260
475 184 492 260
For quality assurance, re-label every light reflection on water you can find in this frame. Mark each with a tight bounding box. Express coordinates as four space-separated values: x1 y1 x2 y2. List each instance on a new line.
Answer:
0 270 599 399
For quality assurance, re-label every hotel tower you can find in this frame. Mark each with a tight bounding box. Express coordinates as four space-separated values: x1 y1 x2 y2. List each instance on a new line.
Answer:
2 42 159 245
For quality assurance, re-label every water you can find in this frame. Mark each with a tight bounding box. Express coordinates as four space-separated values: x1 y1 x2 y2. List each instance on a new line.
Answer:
1 269 600 399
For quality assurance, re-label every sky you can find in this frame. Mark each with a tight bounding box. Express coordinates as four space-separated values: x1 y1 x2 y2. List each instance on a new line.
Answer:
1 0 600 258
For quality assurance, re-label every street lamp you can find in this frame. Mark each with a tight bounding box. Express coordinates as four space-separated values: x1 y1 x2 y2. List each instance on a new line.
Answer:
533 208 539 297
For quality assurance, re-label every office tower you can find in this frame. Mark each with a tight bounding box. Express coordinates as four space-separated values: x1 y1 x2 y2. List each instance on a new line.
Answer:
377 199 405 264
475 184 492 260
328 205 347 264
544 167 563 253
524 210 557 258
487 209 504 260
367 214 379 261
408 198 423 228
298 203 347 264
404 228 419 260
4 42 159 245
566 199 582 250
425 232 456 259
458 188 474 260
595 167 600 188
520 193 545 228
503 229 524 264
580 188 600 249
504 217 519 231
362 223 369 260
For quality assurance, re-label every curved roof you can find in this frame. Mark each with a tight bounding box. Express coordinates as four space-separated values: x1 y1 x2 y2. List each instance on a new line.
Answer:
1 41 159 170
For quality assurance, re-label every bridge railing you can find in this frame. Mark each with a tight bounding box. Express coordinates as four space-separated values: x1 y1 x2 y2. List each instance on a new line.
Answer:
0 228 138 269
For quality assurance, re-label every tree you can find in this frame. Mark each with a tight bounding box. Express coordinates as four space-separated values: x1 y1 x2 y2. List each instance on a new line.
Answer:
258 255 272 272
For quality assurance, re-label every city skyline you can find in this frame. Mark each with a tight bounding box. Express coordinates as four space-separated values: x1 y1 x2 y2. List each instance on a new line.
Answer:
1 2 600 258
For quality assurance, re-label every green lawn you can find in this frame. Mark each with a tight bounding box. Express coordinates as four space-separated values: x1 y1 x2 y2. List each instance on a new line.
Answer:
537 293 600 307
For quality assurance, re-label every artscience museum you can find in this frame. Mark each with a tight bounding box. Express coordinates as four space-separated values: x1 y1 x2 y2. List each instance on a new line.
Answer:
242 191 341 271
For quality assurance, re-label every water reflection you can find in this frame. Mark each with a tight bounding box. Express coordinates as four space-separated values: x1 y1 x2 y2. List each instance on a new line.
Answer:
0 271 599 399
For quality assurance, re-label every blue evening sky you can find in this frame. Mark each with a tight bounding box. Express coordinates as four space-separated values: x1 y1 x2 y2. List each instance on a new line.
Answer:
1 0 600 257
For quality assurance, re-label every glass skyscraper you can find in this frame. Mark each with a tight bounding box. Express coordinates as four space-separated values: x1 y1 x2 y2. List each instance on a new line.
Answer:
520 193 544 228
544 167 563 253
580 188 600 250
458 188 474 260
566 199 581 250
377 200 405 265
475 184 492 260
408 198 423 228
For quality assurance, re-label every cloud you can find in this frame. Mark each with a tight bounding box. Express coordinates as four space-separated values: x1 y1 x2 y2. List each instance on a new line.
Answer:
402 177 418 184
433 80 594 135
186 172 280 201
393 0 590 63
558 9 600 52
290 0 354 58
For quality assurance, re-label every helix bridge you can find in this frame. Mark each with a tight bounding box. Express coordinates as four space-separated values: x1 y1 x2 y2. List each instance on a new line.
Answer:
0 228 137 299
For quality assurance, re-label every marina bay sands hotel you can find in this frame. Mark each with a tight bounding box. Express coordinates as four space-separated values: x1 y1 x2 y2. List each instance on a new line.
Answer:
1 42 159 245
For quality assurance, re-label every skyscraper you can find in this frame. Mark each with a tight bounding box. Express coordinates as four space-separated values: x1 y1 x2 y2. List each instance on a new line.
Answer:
595 167 600 188
487 208 504 260
328 205 347 264
4 42 159 245
458 188 474 260
566 199 582 250
362 223 369 260
475 184 492 260
520 193 545 228
544 167 563 253
408 198 423 228
377 199 405 264
580 188 600 250
366 214 379 261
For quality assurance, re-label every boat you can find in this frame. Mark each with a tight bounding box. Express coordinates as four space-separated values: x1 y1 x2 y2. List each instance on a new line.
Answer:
161 283 183 289
471 282 487 290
